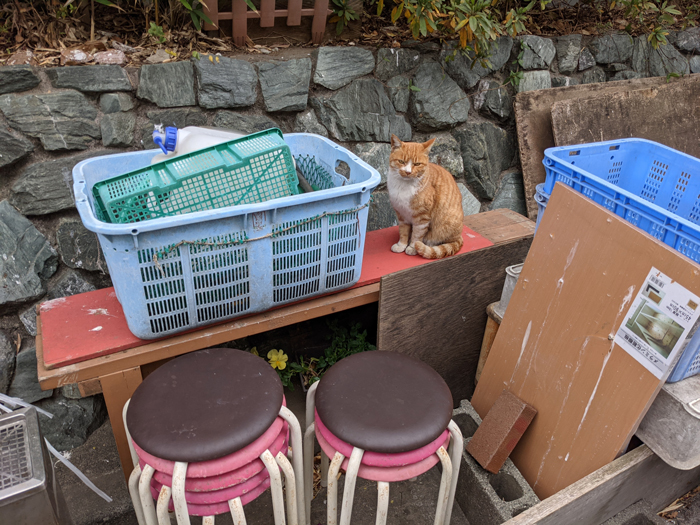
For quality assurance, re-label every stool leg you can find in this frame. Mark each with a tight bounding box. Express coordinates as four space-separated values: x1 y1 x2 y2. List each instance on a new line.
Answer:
261 449 287 525
434 447 453 525
305 381 319 433
445 421 464 525
122 399 140 469
276 451 299 525
339 447 364 525
156 485 172 525
376 482 390 525
279 405 306 525
128 465 147 525
303 422 315 524
326 451 345 525
321 451 329 487
138 464 158 525
172 462 191 525
229 497 247 524
203 517 215 525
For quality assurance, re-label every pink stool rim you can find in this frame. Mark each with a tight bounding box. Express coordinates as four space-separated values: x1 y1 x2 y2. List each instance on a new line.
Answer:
315 410 449 467
151 468 268 505
151 477 272 516
315 425 448 483
134 417 286 478
148 433 288 492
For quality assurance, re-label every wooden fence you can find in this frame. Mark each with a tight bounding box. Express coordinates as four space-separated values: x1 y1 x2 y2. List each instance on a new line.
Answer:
203 0 331 46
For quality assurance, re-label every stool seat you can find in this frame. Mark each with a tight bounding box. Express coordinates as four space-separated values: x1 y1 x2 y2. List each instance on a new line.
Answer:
315 351 453 453
126 348 283 463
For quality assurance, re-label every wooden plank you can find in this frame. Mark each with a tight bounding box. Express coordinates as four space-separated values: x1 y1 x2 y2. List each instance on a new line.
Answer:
475 303 501 384
100 367 142 483
472 184 700 499
378 237 533 403
505 445 700 525
37 283 380 389
287 0 303 25
464 209 535 245
550 76 700 155
515 76 677 219
260 0 275 26
201 0 219 30
78 378 102 397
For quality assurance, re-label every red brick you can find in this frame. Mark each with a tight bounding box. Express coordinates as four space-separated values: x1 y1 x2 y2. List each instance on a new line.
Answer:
466 390 536 474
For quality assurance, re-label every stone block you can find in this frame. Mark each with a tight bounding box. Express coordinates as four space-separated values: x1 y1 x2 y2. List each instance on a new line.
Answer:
315 47 375 89
410 61 469 131
8 347 53 403
19 303 38 336
676 27 700 53
48 270 96 300
368 192 398 231
578 48 596 71
0 91 100 151
632 37 689 77
57 219 108 273
193 55 258 109
454 122 516 200
312 79 411 142
0 331 14 394
458 183 481 216
354 142 391 184
258 58 312 112
46 65 132 92
386 76 410 113
517 70 552 92
490 170 527 216
375 48 421 81
99 92 135 113
10 151 107 215
582 66 607 84
520 35 556 70
101 112 136 147
140 108 207 148
441 37 513 90
0 129 33 170
473 80 512 120
556 34 582 74
137 62 196 107
293 109 328 137
0 201 58 310
452 400 540 525
690 56 700 74
0 65 40 94
413 132 463 178
551 76 579 87
612 70 645 81
212 111 279 134
36 393 107 451
589 34 634 64
466 390 536 474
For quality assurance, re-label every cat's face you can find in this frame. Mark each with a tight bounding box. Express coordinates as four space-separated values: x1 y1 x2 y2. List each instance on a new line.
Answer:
389 135 435 179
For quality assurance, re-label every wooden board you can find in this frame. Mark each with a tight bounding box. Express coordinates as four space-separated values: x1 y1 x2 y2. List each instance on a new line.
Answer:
378 237 533 404
551 75 700 154
504 444 700 525
40 225 491 369
514 76 675 219
472 184 700 499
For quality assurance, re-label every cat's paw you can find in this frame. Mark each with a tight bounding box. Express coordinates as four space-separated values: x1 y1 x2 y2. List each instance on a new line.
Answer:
391 242 407 253
405 245 418 256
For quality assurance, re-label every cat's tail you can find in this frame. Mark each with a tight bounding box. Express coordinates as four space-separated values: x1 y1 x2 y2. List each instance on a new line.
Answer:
414 237 464 259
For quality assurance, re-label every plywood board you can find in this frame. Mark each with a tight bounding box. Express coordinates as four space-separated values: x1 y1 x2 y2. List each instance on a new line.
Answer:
515 76 673 219
472 184 700 499
551 75 700 154
505 445 700 525
378 237 533 403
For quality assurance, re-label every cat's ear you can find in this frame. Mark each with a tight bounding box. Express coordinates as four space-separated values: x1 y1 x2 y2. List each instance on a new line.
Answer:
422 138 436 152
390 134 402 150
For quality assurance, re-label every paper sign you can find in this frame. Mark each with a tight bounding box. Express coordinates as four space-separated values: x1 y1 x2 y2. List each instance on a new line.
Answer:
614 267 700 378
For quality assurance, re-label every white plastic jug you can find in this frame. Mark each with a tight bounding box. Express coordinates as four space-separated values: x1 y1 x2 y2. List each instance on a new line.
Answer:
151 126 245 164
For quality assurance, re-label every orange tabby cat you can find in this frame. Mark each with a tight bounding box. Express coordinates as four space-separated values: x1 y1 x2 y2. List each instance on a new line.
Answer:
387 135 464 259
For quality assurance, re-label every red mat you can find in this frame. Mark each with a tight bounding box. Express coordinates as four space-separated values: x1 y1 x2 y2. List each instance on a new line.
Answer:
40 226 492 369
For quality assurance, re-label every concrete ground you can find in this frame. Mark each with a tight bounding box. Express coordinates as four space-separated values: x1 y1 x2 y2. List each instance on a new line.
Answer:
55 382 469 525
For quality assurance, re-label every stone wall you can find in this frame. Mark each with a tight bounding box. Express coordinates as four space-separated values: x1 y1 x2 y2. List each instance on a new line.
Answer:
2 30 699 448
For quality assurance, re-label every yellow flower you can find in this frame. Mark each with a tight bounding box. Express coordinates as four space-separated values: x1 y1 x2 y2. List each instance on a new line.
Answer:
250 347 259 356
268 349 288 370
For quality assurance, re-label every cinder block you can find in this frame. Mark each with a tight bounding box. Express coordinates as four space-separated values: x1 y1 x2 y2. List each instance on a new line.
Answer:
467 389 536 474
601 499 666 525
452 399 540 525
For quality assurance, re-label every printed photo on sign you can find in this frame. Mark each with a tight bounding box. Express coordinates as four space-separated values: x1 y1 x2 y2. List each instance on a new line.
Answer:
614 267 700 378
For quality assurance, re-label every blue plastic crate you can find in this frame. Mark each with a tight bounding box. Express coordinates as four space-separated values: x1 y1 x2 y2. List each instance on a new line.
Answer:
534 183 548 233
542 138 700 382
73 133 381 339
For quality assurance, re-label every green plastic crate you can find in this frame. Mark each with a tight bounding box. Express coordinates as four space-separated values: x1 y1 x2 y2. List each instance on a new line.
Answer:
92 128 299 224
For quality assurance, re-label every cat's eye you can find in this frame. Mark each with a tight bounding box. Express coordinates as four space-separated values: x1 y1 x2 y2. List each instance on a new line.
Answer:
396 160 406 165
414 163 423 167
